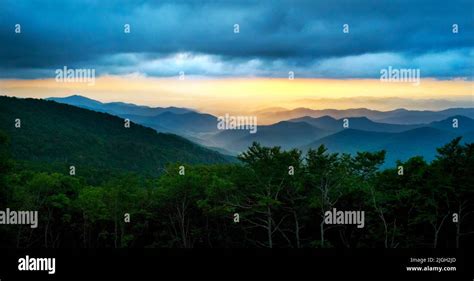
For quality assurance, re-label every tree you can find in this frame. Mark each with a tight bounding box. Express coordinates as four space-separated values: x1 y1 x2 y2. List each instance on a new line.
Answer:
155 164 208 248
306 145 354 248
432 138 474 248
230 142 299 248
373 157 427 248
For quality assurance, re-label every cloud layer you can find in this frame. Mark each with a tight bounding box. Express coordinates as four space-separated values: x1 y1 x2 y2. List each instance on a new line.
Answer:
0 0 472 79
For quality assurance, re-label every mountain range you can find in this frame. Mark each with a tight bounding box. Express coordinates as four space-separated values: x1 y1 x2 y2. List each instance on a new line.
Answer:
210 115 474 165
47 95 193 116
45 95 474 166
47 95 217 138
303 125 474 167
288 116 422 133
255 107 474 125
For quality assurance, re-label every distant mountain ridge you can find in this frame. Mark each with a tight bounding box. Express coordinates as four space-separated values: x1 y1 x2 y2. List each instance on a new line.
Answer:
208 115 474 158
48 95 218 139
122 111 219 135
302 122 474 167
257 107 474 125
209 121 331 153
47 95 193 116
288 115 423 133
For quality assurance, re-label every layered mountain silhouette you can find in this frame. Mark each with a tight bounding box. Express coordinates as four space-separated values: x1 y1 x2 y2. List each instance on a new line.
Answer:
121 111 219 136
256 107 474 125
302 125 474 167
209 121 331 153
45 95 474 166
48 95 217 138
0 96 232 175
48 95 193 116
288 116 422 133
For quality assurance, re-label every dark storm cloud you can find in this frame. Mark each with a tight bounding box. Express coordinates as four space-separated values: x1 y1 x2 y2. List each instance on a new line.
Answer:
0 0 472 78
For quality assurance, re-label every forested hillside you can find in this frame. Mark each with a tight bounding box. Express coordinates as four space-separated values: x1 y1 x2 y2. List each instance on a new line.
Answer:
0 96 232 176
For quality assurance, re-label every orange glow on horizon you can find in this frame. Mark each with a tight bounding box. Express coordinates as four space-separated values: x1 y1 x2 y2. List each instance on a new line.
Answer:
1 77 472 118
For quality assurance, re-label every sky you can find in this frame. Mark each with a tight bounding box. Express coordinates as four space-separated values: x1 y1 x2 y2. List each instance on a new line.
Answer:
0 0 473 114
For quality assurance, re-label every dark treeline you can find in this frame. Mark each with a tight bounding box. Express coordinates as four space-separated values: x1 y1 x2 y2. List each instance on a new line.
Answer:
0 133 473 248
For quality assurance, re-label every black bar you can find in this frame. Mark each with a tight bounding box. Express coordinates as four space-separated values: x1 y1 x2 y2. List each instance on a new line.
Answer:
0 249 472 281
